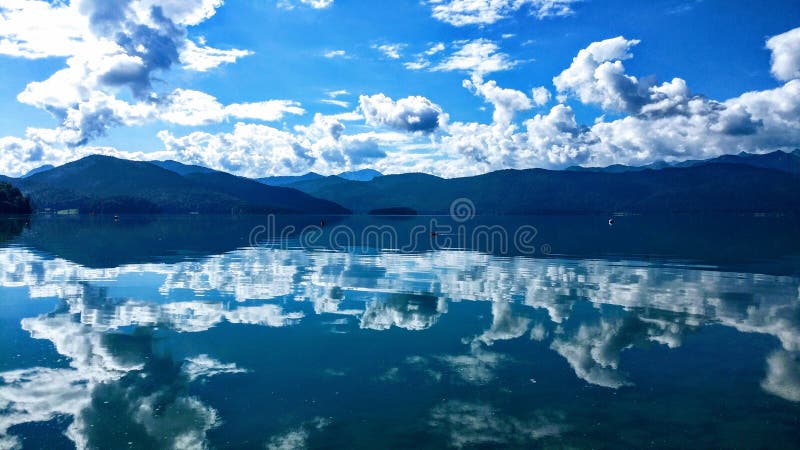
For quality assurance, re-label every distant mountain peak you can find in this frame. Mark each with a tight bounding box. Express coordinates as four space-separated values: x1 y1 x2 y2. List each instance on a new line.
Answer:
257 172 324 186
22 164 55 178
336 169 383 182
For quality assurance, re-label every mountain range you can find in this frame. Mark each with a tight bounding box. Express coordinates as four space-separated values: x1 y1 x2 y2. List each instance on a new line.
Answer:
566 149 800 175
3 156 348 214
0 150 797 215
257 168 383 186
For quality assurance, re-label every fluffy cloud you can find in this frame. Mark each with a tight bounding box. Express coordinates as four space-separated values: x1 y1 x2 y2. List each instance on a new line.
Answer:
531 86 551 106
464 75 533 124
157 111 401 177
359 94 447 133
429 0 577 26
434 32 800 175
158 123 316 177
553 36 647 113
0 0 251 146
0 0 86 58
766 26 800 82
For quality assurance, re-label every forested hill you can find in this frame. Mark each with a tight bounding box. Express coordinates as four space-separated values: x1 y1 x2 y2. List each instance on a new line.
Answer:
0 182 32 214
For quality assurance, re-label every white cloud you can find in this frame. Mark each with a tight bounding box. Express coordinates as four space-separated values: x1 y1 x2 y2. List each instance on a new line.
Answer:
433 39 518 75
373 43 406 59
326 89 349 98
404 59 431 70
531 86 551 106
225 100 306 122
320 90 350 108
464 74 533 124
553 36 646 112
155 110 399 177
278 0 334 10
403 43 446 71
320 99 350 108
0 0 254 148
154 89 306 126
429 0 577 26
158 123 316 177
359 94 447 133
324 49 347 58
425 42 446 55
0 0 86 59
180 40 252 72
766 26 800 82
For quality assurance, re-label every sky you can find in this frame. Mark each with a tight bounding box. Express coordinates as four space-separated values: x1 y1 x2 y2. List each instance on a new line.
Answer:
0 0 798 178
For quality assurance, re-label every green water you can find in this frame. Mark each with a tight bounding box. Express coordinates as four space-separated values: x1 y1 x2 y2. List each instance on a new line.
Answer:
0 214 798 449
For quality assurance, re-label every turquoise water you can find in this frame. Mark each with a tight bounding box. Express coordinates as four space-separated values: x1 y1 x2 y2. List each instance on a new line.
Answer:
0 215 799 449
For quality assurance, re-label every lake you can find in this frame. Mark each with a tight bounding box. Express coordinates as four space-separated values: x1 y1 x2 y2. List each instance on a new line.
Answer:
0 214 799 449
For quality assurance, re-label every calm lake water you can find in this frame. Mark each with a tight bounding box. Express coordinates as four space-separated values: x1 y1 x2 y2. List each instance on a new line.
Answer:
0 214 799 449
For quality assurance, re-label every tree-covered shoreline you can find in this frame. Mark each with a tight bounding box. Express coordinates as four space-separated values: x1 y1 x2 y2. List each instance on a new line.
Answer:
0 182 32 214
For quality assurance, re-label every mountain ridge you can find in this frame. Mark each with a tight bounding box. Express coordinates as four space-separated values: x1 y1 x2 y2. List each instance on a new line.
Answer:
0 151 797 214
12 155 349 214
567 149 800 174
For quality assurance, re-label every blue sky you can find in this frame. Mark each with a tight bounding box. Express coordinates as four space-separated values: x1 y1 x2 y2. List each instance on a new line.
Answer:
0 0 799 177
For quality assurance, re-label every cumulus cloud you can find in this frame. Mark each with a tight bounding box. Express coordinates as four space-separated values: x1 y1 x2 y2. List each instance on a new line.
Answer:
0 0 86 58
433 31 800 175
464 74 533 124
359 93 446 133
0 0 251 147
531 86 551 106
429 0 577 26
1 5 799 180
158 122 316 177
553 36 647 113
156 111 400 177
766 26 800 82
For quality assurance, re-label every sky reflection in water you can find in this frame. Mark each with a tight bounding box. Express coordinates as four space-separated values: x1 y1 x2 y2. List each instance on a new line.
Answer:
0 215 799 449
